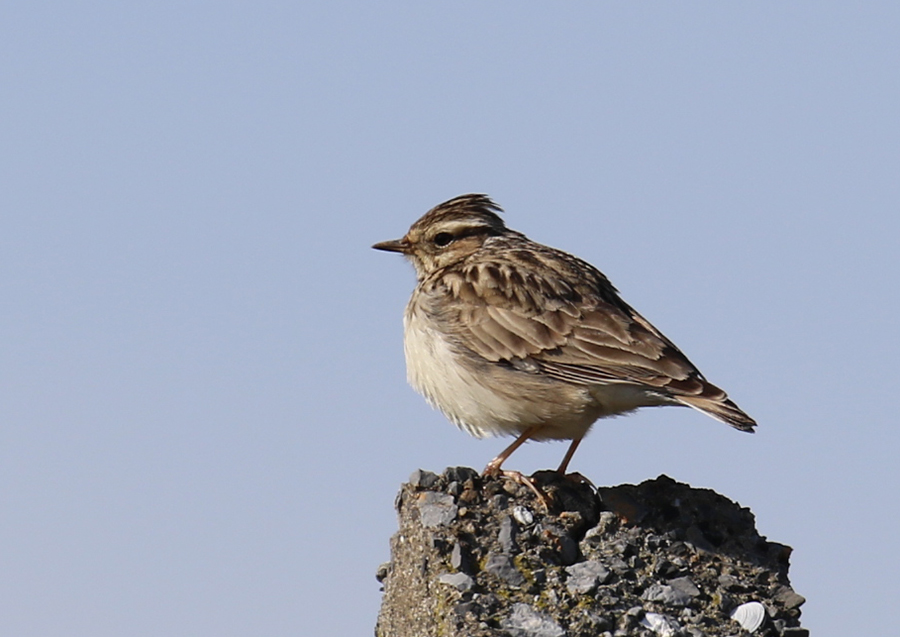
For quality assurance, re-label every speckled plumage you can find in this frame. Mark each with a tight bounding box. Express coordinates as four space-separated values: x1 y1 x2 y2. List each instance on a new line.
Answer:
374 194 754 474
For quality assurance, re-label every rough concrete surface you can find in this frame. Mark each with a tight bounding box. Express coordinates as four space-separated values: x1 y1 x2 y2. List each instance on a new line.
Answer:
375 468 806 637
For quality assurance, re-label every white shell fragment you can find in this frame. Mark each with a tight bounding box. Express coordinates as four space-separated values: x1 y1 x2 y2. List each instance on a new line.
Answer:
512 505 534 526
731 601 766 632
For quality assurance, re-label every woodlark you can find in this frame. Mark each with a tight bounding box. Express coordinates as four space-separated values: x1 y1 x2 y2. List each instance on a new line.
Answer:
374 194 755 478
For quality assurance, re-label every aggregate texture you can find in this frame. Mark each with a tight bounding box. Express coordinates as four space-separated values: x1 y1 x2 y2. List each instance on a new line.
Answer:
375 468 806 637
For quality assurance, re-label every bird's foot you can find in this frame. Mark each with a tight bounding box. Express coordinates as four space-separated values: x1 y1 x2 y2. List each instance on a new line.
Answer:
482 464 551 509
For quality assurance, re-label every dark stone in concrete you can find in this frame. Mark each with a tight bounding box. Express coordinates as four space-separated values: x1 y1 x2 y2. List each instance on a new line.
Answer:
485 552 526 587
408 469 439 489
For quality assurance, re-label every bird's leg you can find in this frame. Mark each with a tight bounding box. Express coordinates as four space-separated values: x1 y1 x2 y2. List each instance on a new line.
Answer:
483 425 541 476
483 426 550 507
556 438 582 474
556 437 595 487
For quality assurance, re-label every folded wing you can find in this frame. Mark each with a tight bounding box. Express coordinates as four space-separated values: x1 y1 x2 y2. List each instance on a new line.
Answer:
435 258 756 432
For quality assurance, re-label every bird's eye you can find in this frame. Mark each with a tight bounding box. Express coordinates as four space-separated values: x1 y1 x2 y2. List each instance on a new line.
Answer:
433 232 454 247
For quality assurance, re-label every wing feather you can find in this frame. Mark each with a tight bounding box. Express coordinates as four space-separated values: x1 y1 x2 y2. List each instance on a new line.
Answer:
438 258 707 397
486 307 562 350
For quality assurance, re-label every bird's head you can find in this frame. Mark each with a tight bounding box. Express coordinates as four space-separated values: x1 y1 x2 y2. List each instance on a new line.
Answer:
373 194 508 278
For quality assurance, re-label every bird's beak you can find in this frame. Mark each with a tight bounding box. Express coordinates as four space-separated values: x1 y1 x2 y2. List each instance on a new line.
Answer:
372 237 410 254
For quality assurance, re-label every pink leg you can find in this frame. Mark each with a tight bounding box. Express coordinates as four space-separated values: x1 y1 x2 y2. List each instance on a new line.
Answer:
556 438 595 487
556 438 582 474
483 425 542 475
482 425 550 507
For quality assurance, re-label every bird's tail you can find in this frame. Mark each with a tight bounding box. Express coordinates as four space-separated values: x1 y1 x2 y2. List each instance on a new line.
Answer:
676 384 756 433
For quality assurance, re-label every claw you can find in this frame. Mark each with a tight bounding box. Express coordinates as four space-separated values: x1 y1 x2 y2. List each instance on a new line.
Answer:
482 465 552 509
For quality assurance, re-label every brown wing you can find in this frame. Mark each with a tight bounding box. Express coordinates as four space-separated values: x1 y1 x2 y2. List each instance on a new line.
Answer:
432 254 756 431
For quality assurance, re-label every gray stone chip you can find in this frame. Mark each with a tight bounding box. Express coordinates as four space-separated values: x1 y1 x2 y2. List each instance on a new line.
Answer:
642 582 694 607
485 553 526 587
418 491 458 528
437 572 474 591
500 603 565 637
450 542 463 570
775 585 806 609
565 560 611 594
668 576 700 598
408 469 440 489
499 516 518 552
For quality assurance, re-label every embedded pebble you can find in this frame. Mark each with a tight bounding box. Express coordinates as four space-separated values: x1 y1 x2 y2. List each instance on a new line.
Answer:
442 466 479 483
775 585 806 609
499 516 518 552
642 583 694 607
500 603 565 637
437 572 474 591
450 542 464 570
485 553 526 587
417 491 458 528
408 469 439 489
668 576 701 598
565 560 611 594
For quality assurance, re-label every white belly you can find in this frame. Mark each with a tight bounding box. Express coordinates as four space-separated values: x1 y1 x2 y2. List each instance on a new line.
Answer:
402 303 676 441
404 313 514 438
403 308 605 440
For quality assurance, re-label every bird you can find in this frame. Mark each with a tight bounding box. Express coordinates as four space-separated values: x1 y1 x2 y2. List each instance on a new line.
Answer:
373 194 755 481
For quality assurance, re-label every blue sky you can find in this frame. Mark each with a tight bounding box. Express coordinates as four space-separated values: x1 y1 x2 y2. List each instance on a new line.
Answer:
2 3 898 635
